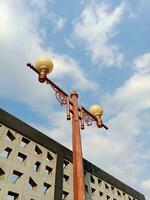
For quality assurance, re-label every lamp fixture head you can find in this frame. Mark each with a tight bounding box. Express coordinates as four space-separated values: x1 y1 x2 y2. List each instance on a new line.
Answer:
89 104 103 117
35 57 53 83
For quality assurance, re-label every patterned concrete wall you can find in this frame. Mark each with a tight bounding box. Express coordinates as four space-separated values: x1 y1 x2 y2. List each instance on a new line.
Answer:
0 108 145 200
0 124 56 200
61 157 138 200
85 172 138 200
62 159 73 199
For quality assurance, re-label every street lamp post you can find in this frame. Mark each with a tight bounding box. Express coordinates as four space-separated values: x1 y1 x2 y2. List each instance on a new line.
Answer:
27 57 108 200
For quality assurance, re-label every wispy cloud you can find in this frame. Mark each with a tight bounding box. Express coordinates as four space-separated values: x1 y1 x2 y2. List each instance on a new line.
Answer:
30 0 54 14
0 0 98 115
0 0 149 199
133 53 150 74
74 2 126 66
31 111 72 148
141 179 150 199
64 37 74 49
47 13 66 32
97 52 150 191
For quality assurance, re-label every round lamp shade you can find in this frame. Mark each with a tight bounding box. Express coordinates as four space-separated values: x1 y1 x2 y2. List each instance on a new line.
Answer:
35 57 53 74
89 105 103 117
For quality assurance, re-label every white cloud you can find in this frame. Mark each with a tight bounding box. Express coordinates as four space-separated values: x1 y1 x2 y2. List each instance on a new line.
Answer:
133 53 150 74
81 53 150 192
0 0 98 115
74 2 125 66
31 111 72 148
55 17 66 31
50 53 98 90
141 178 150 190
31 52 150 196
109 164 142 186
30 0 53 14
81 109 142 185
80 0 85 4
141 179 150 199
93 53 150 194
105 73 150 115
64 37 74 49
0 1 149 198
47 13 66 32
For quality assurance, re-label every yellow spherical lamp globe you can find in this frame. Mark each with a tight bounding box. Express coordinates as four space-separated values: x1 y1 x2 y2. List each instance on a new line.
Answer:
35 57 53 82
89 104 103 117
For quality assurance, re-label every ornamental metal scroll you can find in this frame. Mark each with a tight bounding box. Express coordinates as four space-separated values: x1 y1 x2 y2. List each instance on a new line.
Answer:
46 80 67 106
82 110 94 127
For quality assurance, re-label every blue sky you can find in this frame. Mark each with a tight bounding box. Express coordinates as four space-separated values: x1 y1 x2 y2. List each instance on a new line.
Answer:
0 0 150 198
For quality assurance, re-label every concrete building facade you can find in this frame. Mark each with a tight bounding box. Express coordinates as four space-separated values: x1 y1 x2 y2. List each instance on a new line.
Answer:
0 108 145 200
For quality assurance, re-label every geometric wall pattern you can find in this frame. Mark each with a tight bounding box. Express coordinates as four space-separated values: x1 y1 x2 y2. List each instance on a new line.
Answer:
0 125 56 200
84 172 139 200
62 158 139 200
0 108 146 200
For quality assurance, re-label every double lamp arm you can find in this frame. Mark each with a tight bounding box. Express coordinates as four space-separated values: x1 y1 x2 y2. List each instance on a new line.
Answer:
27 61 108 131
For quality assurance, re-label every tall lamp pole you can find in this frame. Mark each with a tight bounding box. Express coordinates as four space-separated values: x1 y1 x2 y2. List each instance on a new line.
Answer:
27 57 108 200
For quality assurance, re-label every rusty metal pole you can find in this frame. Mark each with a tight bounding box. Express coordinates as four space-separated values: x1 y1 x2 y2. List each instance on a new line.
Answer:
71 90 86 200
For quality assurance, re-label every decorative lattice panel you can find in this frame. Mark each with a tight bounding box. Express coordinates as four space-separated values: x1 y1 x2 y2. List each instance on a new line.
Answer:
85 172 138 200
0 117 144 200
62 159 73 200
0 124 57 200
